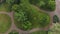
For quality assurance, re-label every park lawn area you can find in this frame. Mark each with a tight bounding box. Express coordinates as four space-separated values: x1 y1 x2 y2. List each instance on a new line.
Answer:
0 14 11 33
30 30 48 34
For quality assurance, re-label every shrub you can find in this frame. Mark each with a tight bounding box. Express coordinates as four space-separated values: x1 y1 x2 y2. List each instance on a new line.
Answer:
53 15 59 23
0 14 11 33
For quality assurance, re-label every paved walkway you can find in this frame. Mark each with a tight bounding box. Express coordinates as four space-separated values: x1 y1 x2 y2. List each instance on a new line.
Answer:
55 0 60 20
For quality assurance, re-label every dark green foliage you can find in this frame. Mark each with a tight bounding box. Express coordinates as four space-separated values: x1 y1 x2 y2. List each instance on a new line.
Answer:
53 15 59 23
13 3 50 30
29 0 56 11
5 0 15 12
29 0 40 5
8 30 19 34
14 4 33 30
14 0 20 4
1 0 21 12
44 0 55 11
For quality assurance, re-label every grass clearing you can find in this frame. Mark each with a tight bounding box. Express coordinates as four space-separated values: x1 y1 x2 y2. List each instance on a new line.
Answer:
0 14 11 33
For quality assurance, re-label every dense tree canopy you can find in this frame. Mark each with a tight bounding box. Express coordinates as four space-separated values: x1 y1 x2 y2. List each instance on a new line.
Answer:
29 0 56 11
13 3 50 30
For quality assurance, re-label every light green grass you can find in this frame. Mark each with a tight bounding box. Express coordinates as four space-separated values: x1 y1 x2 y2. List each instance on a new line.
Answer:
0 14 11 33
48 23 60 34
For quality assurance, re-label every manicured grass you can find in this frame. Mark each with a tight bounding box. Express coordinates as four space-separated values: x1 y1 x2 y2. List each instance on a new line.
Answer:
30 30 48 34
0 14 11 33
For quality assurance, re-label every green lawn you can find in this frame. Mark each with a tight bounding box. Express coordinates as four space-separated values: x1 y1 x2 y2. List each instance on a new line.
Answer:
0 14 11 33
